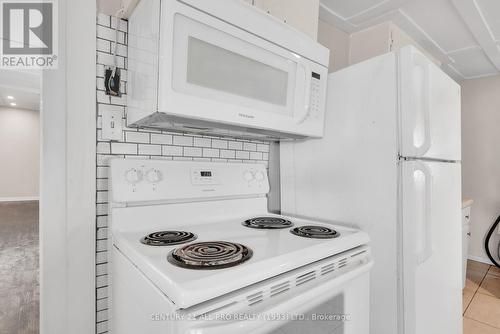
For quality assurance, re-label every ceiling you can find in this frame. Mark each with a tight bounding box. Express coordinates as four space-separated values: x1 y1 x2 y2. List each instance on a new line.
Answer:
319 0 500 81
0 70 41 111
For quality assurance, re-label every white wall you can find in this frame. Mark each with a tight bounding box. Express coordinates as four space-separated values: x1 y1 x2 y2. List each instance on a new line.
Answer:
252 0 320 40
348 22 390 66
461 75 500 263
0 107 39 200
318 20 441 74
349 22 441 67
317 19 350 72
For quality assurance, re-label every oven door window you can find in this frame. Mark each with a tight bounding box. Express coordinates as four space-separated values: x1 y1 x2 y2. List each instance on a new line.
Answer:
172 14 299 116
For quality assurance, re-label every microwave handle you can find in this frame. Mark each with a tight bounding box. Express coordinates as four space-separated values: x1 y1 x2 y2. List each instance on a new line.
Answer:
296 62 311 124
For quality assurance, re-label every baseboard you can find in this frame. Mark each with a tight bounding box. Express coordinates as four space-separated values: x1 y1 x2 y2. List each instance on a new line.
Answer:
0 196 39 203
468 255 493 265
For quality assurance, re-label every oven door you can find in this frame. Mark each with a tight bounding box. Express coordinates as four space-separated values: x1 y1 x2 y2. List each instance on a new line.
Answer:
158 0 327 137
180 261 372 334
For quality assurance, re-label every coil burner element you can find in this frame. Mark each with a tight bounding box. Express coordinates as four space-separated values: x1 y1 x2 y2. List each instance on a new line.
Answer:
168 241 253 269
290 226 340 239
242 217 293 229
140 231 197 246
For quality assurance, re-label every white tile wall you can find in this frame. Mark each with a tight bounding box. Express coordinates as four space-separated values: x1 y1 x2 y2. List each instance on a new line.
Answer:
95 13 271 334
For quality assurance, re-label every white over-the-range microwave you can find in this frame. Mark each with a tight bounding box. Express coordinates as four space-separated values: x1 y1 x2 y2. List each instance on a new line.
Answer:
127 0 329 140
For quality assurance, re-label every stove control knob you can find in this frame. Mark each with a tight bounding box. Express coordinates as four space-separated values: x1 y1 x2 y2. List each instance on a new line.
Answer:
254 171 265 181
146 169 162 183
243 171 254 181
125 168 142 184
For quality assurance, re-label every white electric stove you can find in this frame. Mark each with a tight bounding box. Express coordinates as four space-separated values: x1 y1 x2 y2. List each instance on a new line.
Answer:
109 158 372 334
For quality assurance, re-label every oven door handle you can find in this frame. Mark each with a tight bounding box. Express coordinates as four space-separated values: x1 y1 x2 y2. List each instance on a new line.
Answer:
185 261 373 334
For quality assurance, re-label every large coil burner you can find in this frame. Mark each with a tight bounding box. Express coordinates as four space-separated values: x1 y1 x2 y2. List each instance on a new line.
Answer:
168 241 253 269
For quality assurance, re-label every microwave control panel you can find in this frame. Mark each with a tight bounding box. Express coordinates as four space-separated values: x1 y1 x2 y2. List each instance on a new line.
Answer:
310 72 322 119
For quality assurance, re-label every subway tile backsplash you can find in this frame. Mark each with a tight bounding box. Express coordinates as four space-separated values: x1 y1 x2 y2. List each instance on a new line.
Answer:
94 13 270 334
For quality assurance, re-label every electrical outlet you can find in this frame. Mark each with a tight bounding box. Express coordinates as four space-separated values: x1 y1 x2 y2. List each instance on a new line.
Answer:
102 110 123 141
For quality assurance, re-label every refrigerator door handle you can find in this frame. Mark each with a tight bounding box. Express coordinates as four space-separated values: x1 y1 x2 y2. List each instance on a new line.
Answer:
415 160 433 264
413 53 431 157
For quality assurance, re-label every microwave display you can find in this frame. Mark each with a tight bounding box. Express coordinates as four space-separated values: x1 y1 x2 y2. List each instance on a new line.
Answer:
310 72 322 119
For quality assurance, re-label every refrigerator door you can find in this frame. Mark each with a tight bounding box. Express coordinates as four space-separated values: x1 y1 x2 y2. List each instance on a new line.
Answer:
281 52 401 334
399 46 461 161
401 159 462 334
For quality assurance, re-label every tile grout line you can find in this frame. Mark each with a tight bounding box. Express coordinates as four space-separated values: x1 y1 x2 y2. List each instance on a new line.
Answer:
463 316 500 329
463 265 491 315
486 266 500 278
463 315 500 330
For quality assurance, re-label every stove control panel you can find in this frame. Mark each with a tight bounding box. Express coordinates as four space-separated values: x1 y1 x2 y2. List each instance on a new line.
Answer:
125 168 143 184
254 170 265 181
145 168 162 183
109 159 270 203
242 169 266 186
243 170 254 181
191 168 219 185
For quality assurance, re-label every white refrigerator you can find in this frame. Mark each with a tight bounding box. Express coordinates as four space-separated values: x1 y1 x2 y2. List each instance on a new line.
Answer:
280 46 462 334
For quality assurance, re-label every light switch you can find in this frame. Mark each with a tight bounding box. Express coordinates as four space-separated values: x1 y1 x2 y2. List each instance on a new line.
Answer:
102 110 123 141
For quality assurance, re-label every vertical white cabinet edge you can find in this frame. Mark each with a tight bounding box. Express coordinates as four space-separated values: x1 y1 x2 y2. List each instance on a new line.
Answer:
40 0 97 333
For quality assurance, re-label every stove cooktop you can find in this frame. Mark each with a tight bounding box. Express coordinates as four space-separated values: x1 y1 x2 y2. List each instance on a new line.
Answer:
143 219 338 270
111 212 368 308
109 159 370 309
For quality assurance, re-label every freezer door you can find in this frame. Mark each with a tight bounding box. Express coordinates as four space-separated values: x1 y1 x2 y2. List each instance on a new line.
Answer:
401 160 462 334
399 46 461 161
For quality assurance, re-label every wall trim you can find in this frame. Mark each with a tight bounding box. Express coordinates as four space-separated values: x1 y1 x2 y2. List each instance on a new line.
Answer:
0 196 39 202
468 255 493 265
40 0 96 333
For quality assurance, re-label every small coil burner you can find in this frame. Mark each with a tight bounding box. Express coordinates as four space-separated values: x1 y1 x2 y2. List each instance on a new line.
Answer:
290 226 340 239
167 241 253 270
242 217 293 229
140 231 197 246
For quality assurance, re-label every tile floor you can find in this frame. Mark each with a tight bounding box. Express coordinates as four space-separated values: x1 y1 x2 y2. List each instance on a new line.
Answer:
463 259 500 333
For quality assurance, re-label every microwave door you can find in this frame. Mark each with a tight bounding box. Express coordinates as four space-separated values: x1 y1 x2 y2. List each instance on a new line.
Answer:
127 0 328 138
169 14 298 116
